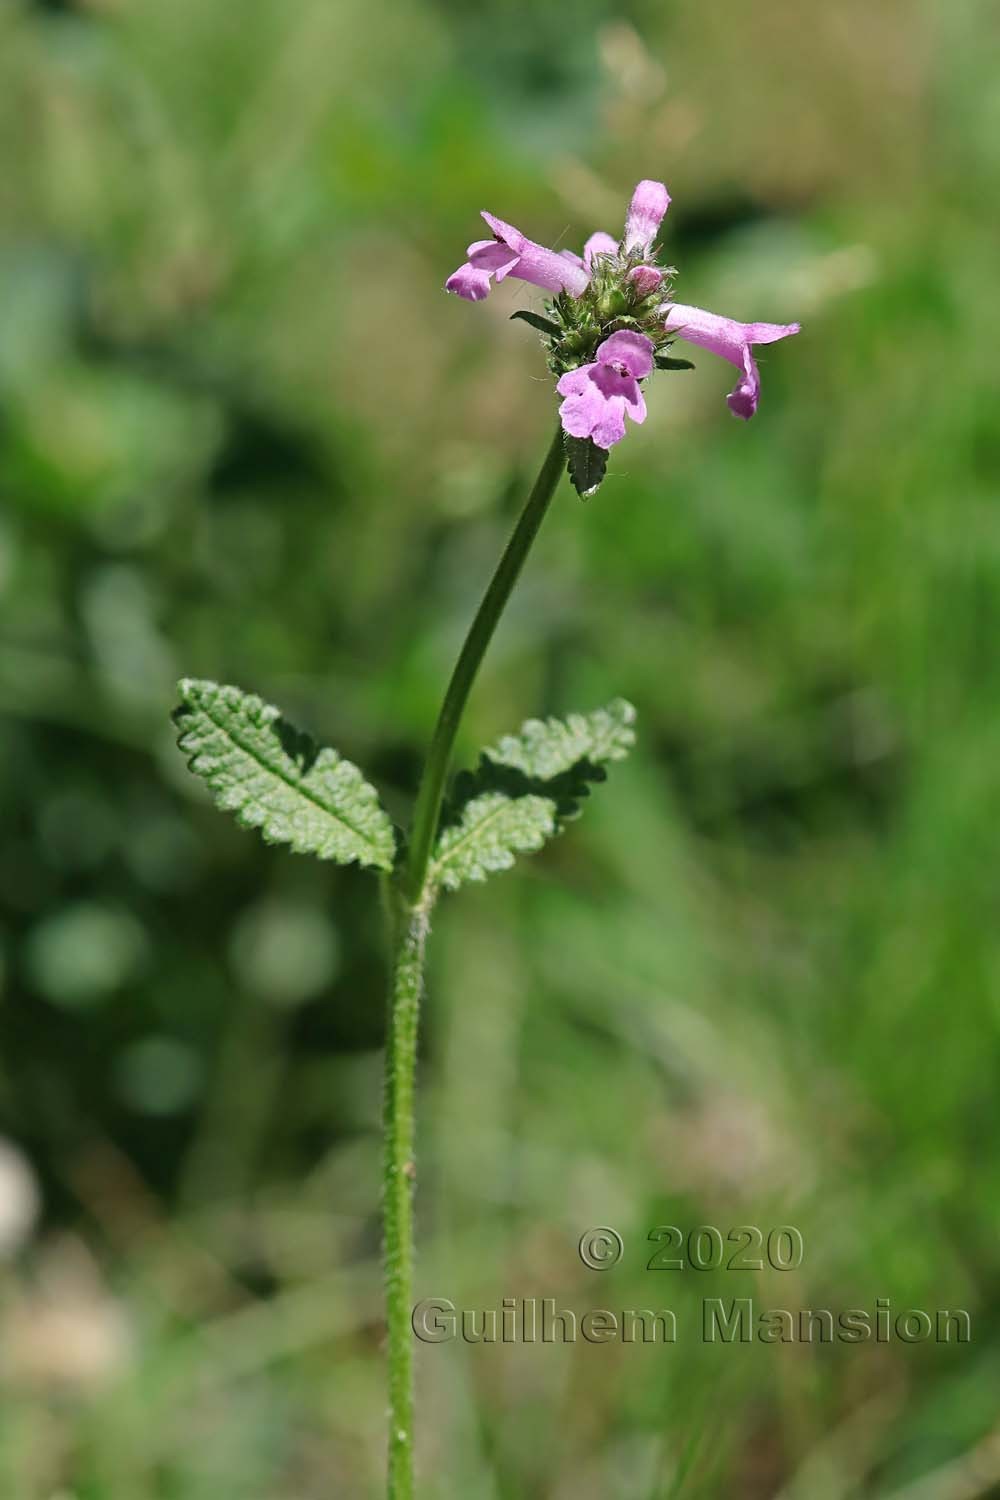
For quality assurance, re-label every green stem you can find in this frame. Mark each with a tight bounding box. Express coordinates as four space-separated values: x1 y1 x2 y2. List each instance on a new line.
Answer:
404 422 566 904
382 891 427 1500
382 423 565 1499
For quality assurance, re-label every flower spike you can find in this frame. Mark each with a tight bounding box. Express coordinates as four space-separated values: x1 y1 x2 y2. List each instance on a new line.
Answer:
445 179 800 491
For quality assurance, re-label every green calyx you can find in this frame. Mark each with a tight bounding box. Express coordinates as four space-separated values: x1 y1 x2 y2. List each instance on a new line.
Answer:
509 249 683 377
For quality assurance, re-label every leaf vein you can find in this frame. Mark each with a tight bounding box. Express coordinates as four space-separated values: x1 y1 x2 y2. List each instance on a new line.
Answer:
187 693 383 858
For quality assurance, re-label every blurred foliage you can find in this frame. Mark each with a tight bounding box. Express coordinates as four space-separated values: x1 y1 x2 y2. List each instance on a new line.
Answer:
1 0 1000 1495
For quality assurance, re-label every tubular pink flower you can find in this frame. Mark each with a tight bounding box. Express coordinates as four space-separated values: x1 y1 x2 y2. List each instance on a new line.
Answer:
583 231 619 270
623 180 671 253
662 303 801 419
557 331 654 450
445 211 590 303
445 238 519 302
444 183 800 455
444 185 674 303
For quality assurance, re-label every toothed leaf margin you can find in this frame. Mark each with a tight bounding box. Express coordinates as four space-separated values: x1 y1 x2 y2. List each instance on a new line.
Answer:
430 699 636 892
173 678 395 871
563 434 609 499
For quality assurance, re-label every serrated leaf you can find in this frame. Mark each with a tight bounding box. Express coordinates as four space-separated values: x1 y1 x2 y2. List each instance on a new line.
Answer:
563 434 608 499
510 309 562 337
430 700 636 892
432 792 556 892
173 679 395 871
488 700 636 780
655 354 694 371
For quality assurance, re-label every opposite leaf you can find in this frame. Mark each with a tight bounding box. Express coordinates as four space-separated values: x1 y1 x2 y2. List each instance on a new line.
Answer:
488 699 636 782
432 792 557 893
174 679 395 871
430 699 636 893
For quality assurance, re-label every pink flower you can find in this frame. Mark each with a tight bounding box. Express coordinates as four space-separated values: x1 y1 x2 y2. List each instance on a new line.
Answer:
445 212 590 303
446 185 674 305
623 180 672 254
661 304 801 420
445 177 800 468
556 331 655 450
582 232 620 269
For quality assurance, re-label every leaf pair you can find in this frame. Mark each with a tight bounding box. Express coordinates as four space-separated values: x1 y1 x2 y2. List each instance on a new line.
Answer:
174 681 636 896
430 699 636 892
174 679 397 871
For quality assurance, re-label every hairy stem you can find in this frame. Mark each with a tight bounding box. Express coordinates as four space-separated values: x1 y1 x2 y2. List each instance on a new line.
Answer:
383 891 427 1500
383 424 565 1497
404 423 566 903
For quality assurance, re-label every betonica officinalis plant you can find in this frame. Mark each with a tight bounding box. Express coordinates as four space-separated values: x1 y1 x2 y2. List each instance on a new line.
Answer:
173 179 799 1498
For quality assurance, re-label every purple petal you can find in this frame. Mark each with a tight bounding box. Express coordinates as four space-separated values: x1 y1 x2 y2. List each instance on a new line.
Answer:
589 400 628 450
662 303 801 358
559 393 604 441
480 211 527 252
557 360 645 449
559 383 628 448
469 241 520 284
583 231 619 271
662 302 800 419
557 368 609 441
509 242 590 297
480 210 590 297
591 362 646 420
727 346 760 420
623 180 671 253
445 262 495 301
596 330 655 379
446 237 520 300
555 366 591 398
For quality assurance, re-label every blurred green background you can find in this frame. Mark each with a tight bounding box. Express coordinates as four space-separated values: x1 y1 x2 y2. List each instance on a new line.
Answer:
2 0 999 1495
